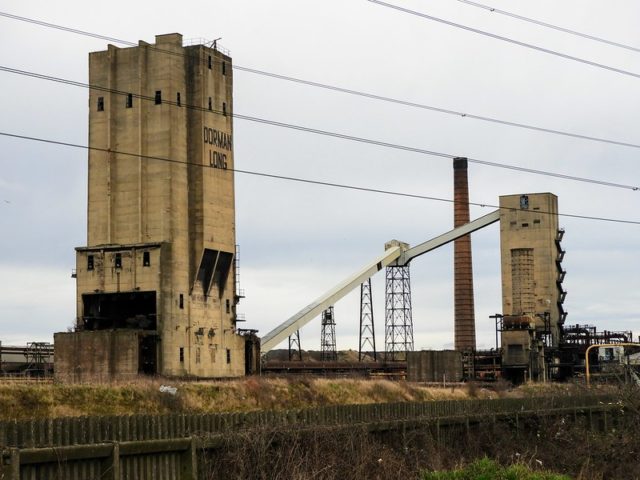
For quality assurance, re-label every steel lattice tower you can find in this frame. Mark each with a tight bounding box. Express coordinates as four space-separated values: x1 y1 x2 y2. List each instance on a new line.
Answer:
359 279 377 362
385 265 414 361
320 307 337 362
288 330 302 361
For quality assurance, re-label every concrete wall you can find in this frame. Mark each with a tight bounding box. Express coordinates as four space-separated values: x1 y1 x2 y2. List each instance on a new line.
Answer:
54 330 141 383
407 350 463 382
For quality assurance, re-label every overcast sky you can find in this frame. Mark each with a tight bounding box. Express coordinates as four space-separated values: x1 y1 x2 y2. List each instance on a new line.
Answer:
0 0 638 352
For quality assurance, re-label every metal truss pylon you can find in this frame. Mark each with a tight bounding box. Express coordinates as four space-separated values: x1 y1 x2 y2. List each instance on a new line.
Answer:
288 330 302 361
385 265 414 361
320 306 337 362
359 278 376 362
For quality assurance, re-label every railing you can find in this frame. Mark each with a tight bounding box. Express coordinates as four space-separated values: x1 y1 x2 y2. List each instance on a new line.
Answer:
182 37 231 56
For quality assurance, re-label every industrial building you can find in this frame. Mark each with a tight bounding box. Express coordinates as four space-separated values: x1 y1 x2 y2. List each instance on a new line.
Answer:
498 193 566 381
55 34 258 382
47 34 634 384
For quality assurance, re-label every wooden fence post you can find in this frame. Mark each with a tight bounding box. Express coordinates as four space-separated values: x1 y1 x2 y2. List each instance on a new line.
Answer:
180 437 197 480
9 448 20 480
101 442 120 480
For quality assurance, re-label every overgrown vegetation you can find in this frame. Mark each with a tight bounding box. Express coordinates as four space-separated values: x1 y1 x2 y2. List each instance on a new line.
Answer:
0 377 591 420
197 388 639 479
422 457 570 480
0 377 635 479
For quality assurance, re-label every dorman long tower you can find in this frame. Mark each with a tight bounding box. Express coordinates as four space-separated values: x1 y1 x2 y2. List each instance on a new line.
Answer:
56 34 258 381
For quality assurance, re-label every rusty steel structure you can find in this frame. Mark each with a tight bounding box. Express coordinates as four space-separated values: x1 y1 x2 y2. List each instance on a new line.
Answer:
0 342 54 376
453 157 476 351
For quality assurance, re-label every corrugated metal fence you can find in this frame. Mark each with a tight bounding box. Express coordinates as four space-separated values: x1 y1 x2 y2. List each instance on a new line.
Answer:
0 394 617 479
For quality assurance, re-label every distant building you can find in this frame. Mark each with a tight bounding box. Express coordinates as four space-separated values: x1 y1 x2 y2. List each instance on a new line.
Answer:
56 34 258 382
498 193 567 381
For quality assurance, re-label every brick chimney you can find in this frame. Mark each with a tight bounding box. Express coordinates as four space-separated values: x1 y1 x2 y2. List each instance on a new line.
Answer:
453 157 476 350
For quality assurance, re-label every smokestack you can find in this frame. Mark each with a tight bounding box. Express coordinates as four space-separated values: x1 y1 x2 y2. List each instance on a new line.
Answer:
453 157 476 351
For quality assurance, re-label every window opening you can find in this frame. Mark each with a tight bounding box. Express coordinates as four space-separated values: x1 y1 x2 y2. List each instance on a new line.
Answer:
143 251 150 267
222 102 227 116
155 91 162 105
114 253 122 269
222 62 226 75
226 349 231 364
208 97 212 110
208 55 212 69
179 294 184 309
226 299 230 314
179 347 184 363
97 97 104 111
87 255 94 271
176 92 181 106
126 93 133 108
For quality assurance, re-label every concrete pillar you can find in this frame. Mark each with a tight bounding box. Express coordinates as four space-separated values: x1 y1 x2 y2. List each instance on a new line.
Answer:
453 157 476 351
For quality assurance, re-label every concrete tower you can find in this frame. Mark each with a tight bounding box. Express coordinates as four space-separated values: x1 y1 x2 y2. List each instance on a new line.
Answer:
499 193 566 380
55 34 256 381
453 157 476 351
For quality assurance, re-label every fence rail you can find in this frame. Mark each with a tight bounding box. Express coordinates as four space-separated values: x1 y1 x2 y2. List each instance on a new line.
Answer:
0 395 621 480
0 394 615 449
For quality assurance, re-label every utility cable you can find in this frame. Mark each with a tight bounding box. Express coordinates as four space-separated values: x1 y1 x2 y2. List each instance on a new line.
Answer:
368 0 640 80
1 65 637 192
234 65 640 150
1 10 639 151
1 130 638 226
456 0 640 54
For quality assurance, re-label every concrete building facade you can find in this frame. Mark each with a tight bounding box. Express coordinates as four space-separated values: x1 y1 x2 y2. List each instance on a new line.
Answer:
498 193 567 380
55 34 256 381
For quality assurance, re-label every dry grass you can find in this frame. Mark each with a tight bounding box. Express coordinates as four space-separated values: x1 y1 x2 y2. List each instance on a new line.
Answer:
0 377 594 420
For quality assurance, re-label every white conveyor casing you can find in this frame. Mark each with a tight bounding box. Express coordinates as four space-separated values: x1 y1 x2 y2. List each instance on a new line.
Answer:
260 209 500 353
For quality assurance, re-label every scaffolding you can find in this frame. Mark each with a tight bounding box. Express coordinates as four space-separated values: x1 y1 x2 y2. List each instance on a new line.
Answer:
385 265 414 361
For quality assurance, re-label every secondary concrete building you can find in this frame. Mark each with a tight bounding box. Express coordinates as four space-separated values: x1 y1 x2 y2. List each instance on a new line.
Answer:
498 193 567 381
55 34 258 382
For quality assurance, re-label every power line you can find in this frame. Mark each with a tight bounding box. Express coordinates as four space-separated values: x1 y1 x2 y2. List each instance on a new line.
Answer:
1 10 639 151
1 64 638 192
368 0 640 80
1 130 638 226
0 11 137 46
456 0 640 53
234 65 640 150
